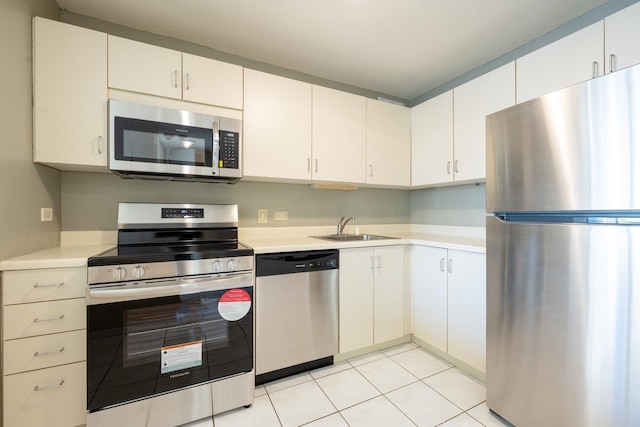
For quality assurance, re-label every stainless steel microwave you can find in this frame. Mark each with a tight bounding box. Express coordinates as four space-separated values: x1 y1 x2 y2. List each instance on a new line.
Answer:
108 100 242 183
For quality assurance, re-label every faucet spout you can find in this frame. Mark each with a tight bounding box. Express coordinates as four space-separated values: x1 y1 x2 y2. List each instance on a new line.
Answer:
337 216 356 235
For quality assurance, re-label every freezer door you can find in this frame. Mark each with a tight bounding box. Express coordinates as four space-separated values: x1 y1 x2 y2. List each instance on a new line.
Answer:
486 64 640 213
486 216 640 427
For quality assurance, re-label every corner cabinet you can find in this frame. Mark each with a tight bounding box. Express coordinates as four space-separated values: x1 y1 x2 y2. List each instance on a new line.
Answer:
243 69 313 181
366 100 411 187
2 267 87 427
339 246 404 354
108 36 243 109
412 245 486 374
33 17 108 171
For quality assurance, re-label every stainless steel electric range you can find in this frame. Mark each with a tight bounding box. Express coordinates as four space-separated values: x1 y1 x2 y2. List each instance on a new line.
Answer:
86 203 254 427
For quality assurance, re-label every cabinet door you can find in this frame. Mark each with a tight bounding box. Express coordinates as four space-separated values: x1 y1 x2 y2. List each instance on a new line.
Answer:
312 85 367 184
453 62 515 182
516 21 604 103
243 69 312 180
447 250 486 373
339 248 374 353
373 246 404 344
182 53 243 109
605 2 640 74
412 246 448 352
411 91 454 186
108 35 182 99
4 362 86 427
366 99 411 187
33 17 107 170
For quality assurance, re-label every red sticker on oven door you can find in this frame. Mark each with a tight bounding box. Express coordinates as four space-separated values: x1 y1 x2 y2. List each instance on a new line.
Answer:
218 289 251 321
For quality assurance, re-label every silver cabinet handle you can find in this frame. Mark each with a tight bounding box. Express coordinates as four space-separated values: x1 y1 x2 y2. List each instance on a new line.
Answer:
185 72 190 90
447 259 453 274
369 164 374 177
454 160 459 173
97 136 102 154
173 70 179 88
440 258 445 272
377 255 382 269
592 61 599 78
34 347 65 357
609 54 616 73
370 256 374 270
34 379 64 392
33 282 64 289
315 159 319 173
33 314 64 323
307 158 311 172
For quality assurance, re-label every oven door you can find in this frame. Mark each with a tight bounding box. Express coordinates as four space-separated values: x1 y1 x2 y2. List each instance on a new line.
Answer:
86 272 253 413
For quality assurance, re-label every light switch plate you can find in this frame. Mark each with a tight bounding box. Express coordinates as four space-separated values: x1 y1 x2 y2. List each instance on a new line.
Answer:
41 208 53 222
258 209 268 224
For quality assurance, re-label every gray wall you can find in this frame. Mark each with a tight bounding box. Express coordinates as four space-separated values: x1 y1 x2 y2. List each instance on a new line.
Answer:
0 0 61 260
410 184 486 227
61 172 410 230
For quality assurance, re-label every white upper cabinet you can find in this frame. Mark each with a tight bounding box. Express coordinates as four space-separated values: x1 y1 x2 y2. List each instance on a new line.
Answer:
312 85 367 184
516 21 604 103
604 2 640 74
108 36 182 99
33 18 107 171
108 36 243 109
411 91 454 187
243 69 312 181
181 53 243 109
366 99 411 187
453 62 515 182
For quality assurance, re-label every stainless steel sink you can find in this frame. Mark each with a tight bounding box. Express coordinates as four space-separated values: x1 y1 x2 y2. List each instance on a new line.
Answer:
312 234 399 242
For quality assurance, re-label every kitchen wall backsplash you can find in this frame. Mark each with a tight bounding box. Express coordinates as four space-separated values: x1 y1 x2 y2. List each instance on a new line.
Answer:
410 183 486 227
61 172 411 230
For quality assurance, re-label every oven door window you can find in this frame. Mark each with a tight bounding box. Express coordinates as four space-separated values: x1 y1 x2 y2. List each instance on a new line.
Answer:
87 287 253 412
114 117 213 167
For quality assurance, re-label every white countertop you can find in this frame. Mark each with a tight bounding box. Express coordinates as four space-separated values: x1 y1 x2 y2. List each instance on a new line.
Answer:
0 224 485 271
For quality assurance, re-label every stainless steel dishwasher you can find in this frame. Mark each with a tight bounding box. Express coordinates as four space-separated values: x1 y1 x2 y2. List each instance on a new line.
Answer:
255 250 339 385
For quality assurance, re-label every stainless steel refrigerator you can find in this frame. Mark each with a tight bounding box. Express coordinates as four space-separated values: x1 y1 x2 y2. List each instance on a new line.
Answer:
486 64 640 427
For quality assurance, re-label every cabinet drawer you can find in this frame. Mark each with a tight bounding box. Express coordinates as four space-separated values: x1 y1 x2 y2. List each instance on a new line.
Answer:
2 267 86 304
4 330 86 375
3 299 86 340
3 362 86 427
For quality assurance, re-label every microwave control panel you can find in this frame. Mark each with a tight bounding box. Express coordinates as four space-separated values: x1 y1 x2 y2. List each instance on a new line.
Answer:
219 131 239 169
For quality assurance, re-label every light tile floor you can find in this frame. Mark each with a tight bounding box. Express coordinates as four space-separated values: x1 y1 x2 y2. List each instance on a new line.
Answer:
187 343 512 427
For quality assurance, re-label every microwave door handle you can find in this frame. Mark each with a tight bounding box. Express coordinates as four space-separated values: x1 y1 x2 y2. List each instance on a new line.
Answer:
212 121 220 176
87 273 252 305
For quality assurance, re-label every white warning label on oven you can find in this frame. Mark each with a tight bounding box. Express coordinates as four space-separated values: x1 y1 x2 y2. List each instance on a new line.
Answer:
218 288 251 321
161 341 202 374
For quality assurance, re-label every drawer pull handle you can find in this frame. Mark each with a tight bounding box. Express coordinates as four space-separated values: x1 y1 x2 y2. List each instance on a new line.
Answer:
34 379 64 392
34 347 65 357
33 282 64 289
33 314 65 323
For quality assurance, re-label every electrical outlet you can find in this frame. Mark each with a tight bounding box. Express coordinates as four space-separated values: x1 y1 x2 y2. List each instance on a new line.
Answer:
41 208 53 222
258 208 268 224
274 210 289 221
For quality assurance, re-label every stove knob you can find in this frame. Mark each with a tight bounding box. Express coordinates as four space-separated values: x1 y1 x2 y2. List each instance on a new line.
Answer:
112 266 126 280
211 260 223 272
227 259 237 270
132 266 145 279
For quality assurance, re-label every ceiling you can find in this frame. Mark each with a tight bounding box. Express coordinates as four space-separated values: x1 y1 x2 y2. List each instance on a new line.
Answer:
56 0 611 102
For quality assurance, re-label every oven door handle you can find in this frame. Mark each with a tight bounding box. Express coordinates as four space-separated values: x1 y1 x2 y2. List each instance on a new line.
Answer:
87 273 252 305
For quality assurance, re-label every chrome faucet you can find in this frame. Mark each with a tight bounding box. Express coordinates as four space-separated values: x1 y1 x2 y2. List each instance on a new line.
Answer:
337 216 355 235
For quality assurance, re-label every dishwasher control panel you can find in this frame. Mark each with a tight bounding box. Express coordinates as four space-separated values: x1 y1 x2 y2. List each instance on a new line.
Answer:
256 249 339 276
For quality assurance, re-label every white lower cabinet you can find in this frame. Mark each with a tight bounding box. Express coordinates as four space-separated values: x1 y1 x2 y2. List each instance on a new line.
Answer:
339 246 404 354
412 245 486 373
2 267 87 427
